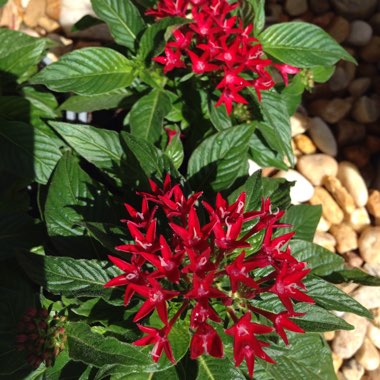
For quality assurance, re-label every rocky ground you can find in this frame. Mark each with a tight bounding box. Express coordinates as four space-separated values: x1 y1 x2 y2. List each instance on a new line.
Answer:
1 0 380 379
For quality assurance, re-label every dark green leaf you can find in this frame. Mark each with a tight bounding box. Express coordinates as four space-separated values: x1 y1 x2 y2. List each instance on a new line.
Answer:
310 66 335 83
305 277 371 318
261 177 292 211
196 356 245 380
17 253 122 300
139 17 189 60
0 120 62 184
165 130 184 170
0 96 31 122
129 89 172 144
188 124 254 192
49 122 124 181
259 90 293 167
248 0 265 34
324 268 380 286
209 100 232 131
260 22 356 67
280 73 305 115
280 205 322 241
22 87 59 119
71 15 104 32
256 333 336 380
59 89 129 112
290 240 344 276
44 152 116 257
0 29 47 82
31 48 135 95
91 0 145 50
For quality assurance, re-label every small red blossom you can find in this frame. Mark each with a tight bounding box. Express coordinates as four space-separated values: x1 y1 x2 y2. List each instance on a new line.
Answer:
105 175 314 374
152 47 185 73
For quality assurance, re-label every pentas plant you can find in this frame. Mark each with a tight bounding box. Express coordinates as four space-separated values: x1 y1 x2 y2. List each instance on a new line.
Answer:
148 0 299 114
105 174 313 377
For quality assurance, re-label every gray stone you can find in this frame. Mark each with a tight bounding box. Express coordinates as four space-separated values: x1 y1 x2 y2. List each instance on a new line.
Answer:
331 0 377 19
347 20 373 46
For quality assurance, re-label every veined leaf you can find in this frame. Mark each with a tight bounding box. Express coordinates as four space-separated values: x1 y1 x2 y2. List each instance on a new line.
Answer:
129 89 172 144
188 124 254 192
305 277 371 318
290 240 344 276
0 28 47 82
49 122 124 181
31 48 135 95
261 177 292 211
324 268 380 286
17 253 122 301
260 22 356 67
91 0 145 51
44 152 117 258
0 121 62 184
196 356 245 380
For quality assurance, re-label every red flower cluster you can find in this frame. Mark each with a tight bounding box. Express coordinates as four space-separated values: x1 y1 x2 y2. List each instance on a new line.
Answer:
16 308 66 368
105 175 314 378
146 0 299 114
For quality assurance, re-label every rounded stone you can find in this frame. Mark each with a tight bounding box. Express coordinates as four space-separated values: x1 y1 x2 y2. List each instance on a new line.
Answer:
355 338 380 371
330 223 358 254
290 112 310 136
327 16 350 43
359 227 380 265
293 134 317 154
368 324 380 350
332 313 368 359
313 231 336 252
336 120 366 146
342 359 365 380
310 187 344 225
349 77 371 97
331 0 377 19
352 96 380 124
346 207 371 233
297 154 338 186
285 0 308 16
308 117 338 156
347 20 373 46
310 98 352 124
273 169 314 204
361 36 380 63
367 190 380 218
337 161 369 207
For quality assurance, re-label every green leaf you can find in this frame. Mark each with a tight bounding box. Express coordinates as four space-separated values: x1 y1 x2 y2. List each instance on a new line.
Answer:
261 177 292 211
129 89 172 144
71 15 104 32
305 277 372 318
292 304 354 332
99 366 179 380
188 124 254 192
290 240 344 276
196 356 245 380
0 96 31 122
59 89 129 112
17 253 122 300
324 268 380 286
44 152 116 257
49 122 124 181
309 66 335 83
256 333 336 380
165 130 184 170
22 87 59 119
120 132 176 188
0 29 47 82
31 48 135 95
280 204 322 241
258 90 293 167
260 22 356 67
91 0 145 50
139 17 189 60
250 128 288 170
209 100 232 131
0 121 62 184
280 73 305 115
248 0 265 34
0 0 8 7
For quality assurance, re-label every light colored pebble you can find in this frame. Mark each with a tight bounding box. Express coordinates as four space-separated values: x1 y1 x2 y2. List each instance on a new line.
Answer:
273 169 314 204
337 161 369 207
293 134 317 154
368 324 380 350
330 223 358 254
290 112 310 136
355 337 380 371
317 216 331 232
359 227 380 265
308 117 338 156
347 20 373 46
367 190 380 218
346 207 371 233
247 159 262 176
353 286 380 310
322 175 356 214
352 96 380 123
362 366 380 380
297 154 338 186
345 251 364 267
313 231 336 252
341 359 365 380
324 330 336 341
333 352 343 373
333 313 368 359
310 187 344 225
